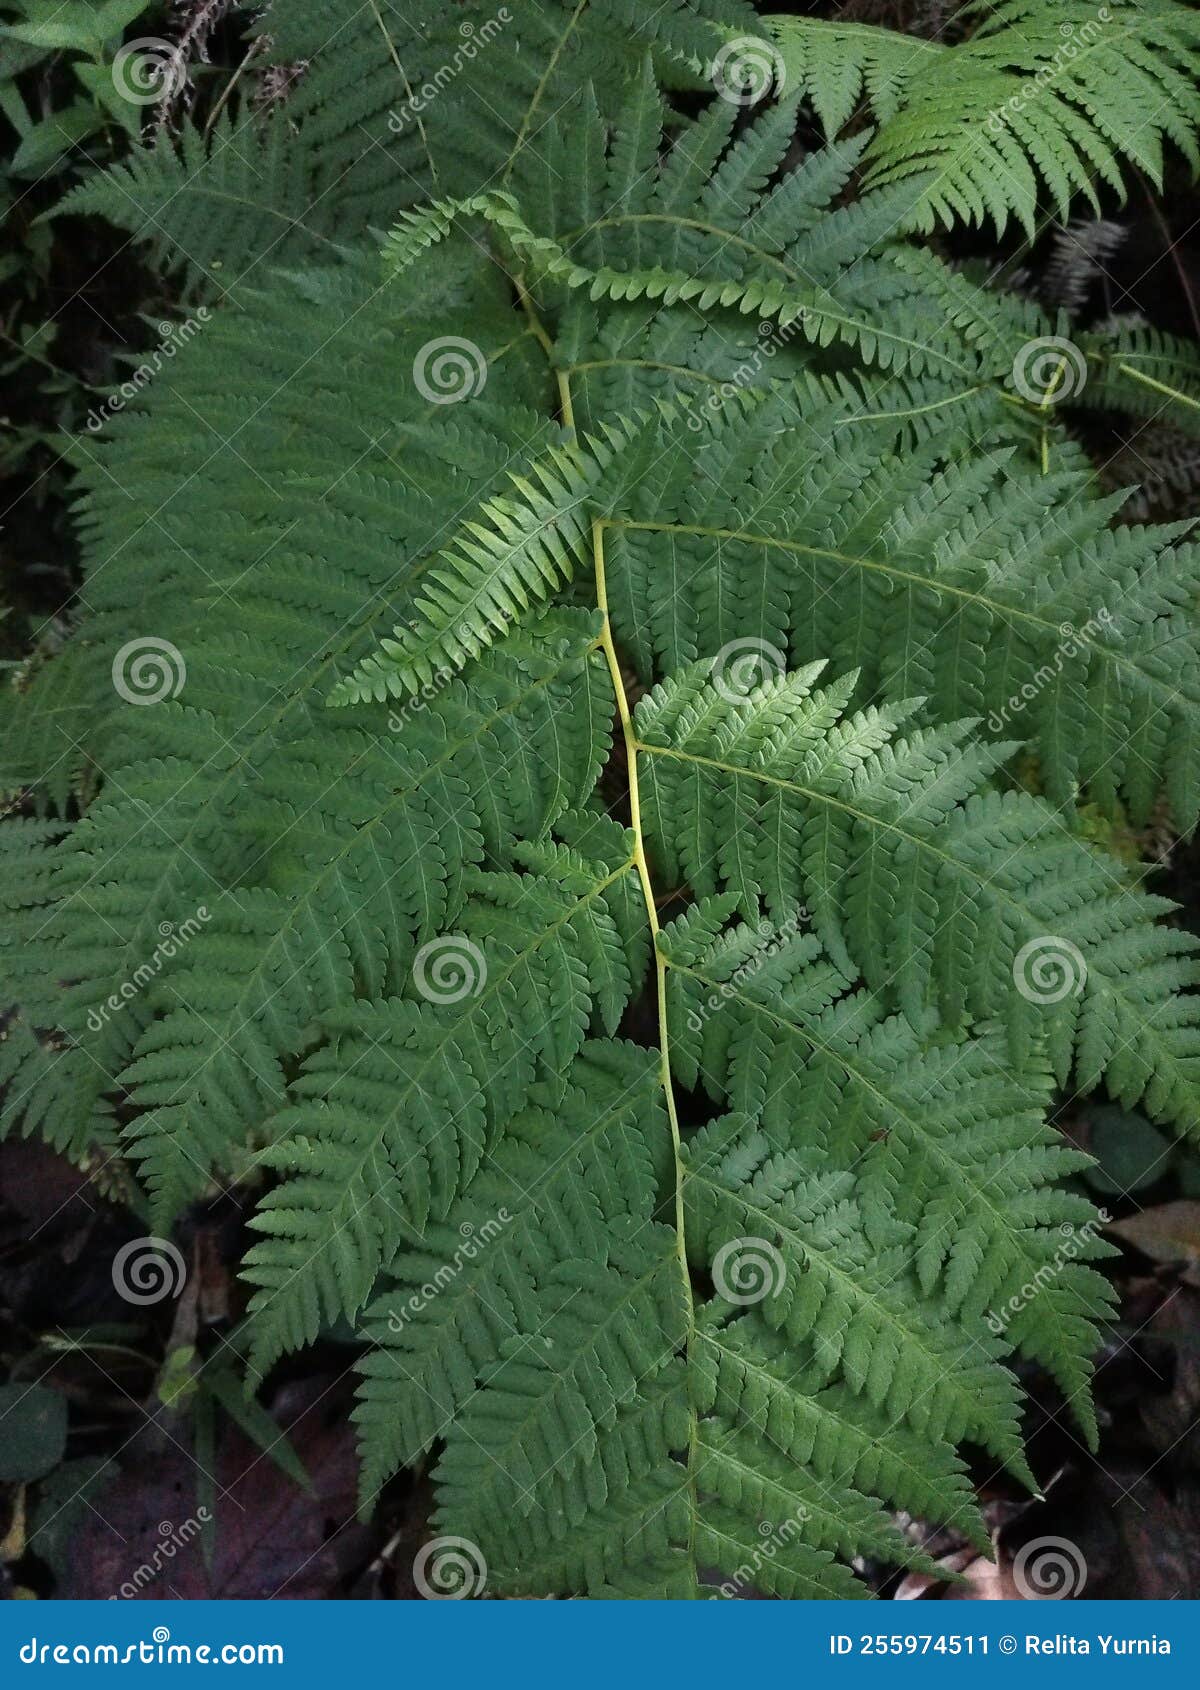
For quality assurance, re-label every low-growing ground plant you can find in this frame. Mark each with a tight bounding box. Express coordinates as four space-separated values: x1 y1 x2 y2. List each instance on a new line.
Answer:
5 0 1200 1599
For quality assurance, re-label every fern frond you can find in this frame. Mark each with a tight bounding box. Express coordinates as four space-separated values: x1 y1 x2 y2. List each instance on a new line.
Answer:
57 0 762 289
0 632 104 816
637 662 1200 1138
1042 219 1128 311
51 114 335 297
241 831 644 1373
772 0 1200 237
1080 319 1200 436
352 375 1200 830
361 1026 1042 1596
0 1013 119 1162
661 906 1115 1416
8 31 1197 1602
329 413 651 705
353 1042 665 1503
769 14 945 134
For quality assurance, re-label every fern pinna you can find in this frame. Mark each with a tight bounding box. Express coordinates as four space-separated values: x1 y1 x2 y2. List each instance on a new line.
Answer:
4 2 1200 1599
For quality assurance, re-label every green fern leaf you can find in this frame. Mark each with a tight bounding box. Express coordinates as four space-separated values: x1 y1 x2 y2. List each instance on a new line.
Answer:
771 0 1200 238
7 34 1197 1602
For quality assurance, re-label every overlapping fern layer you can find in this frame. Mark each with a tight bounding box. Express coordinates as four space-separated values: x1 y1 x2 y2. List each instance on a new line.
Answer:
3 3 1200 1599
771 0 1200 238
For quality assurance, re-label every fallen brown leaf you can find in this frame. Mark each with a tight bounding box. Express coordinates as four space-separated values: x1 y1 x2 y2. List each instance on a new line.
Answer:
1108 1201 1200 1267
59 1377 365 1599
